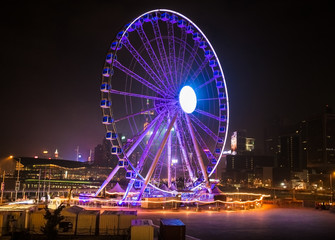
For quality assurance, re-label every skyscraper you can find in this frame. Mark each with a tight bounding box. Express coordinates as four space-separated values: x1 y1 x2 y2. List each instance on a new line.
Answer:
278 134 301 171
301 106 335 172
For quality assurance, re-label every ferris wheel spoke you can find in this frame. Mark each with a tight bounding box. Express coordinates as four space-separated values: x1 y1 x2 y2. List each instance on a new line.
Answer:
122 38 174 95
136 25 170 87
177 27 187 85
174 121 195 181
109 88 170 102
185 114 210 191
190 122 220 179
190 120 216 160
189 57 210 82
189 114 219 141
114 107 156 123
151 18 175 89
194 109 221 121
195 77 216 90
113 60 167 97
197 97 220 101
136 114 165 172
137 112 178 201
167 21 178 90
179 115 201 172
181 40 200 83
124 111 166 158
152 147 167 184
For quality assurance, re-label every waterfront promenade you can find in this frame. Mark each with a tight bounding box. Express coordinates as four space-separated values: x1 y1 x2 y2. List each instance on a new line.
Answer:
1 203 334 239
137 204 335 240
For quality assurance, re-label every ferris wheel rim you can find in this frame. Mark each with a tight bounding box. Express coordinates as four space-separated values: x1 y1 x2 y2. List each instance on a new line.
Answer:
118 9 229 173
100 9 229 196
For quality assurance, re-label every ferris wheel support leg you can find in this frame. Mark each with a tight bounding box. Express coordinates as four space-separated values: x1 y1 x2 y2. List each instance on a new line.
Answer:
137 112 178 201
121 178 136 202
94 166 120 197
136 114 165 171
174 122 195 181
122 115 165 203
185 114 211 193
167 116 172 188
125 112 163 158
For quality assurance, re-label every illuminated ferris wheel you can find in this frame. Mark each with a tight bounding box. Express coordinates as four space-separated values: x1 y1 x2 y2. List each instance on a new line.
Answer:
96 9 229 201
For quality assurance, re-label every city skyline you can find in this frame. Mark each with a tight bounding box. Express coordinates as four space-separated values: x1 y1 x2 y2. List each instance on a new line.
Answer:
1 0 334 160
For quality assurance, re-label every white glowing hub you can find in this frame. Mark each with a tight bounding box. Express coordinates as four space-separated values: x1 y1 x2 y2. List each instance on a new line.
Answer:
179 86 197 114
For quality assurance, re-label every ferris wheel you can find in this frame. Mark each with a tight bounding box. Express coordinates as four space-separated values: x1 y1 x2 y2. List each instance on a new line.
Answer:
96 9 229 201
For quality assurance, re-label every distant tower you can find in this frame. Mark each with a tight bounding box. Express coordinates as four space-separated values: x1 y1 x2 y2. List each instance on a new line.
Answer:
142 99 154 137
75 146 80 161
88 149 93 163
144 99 149 132
54 149 59 159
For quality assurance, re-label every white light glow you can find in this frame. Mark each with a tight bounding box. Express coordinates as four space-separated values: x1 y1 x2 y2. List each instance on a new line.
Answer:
179 86 197 114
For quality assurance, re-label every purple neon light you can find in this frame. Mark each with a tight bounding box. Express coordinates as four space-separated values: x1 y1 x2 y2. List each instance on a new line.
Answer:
113 60 166 96
136 24 170 87
181 40 200 82
109 88 169 101
195 77 216 90
176 116 202 175
167 21 178 90
189 114 219 141
194 109 221 121
189 57 210 82
122 38 173 95
99 9 230 199
151 17 174 89
189 119 217 164
176 27 187 84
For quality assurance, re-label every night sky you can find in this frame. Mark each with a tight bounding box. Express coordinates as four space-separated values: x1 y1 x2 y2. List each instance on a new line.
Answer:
1 0 334 160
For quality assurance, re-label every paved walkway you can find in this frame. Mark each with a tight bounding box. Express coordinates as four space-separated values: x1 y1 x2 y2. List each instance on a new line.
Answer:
137 205 335 240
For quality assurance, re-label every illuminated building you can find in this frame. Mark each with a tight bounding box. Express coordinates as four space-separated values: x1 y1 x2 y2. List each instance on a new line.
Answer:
246 138 255 152
225 155 275 187
4 157 112 200
94 138 122 167
93 136 128 181
230 130 246 154
230 130 255 155
300 106 335 172
231 131 237 154
278 134 302 171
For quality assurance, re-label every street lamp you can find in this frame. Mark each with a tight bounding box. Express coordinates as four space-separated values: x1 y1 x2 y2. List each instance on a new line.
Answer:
15 158 21 202
0 170 5 204
0 156 14 204
172 159 178 183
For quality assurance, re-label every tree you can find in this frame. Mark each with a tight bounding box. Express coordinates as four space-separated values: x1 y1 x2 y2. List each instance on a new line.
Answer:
41 203 65 240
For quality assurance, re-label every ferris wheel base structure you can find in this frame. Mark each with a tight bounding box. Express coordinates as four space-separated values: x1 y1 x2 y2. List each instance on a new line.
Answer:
96 9 230 202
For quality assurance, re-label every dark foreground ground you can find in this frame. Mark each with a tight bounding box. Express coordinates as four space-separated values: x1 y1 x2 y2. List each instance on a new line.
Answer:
6 205 335 240
137 204 335 240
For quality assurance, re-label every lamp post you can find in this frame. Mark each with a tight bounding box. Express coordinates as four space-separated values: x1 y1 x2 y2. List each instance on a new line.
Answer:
0 156 13 204
15 158 21 202
0 170 5 204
